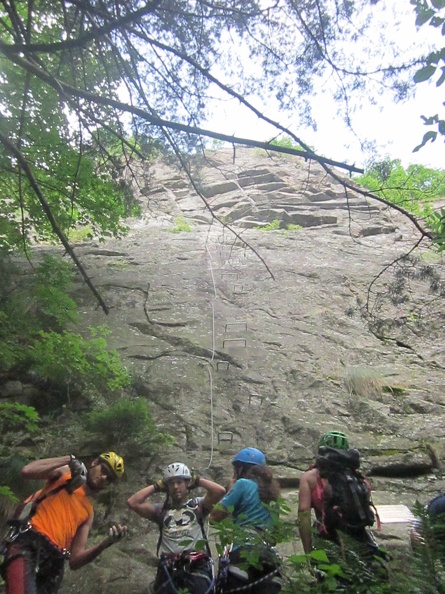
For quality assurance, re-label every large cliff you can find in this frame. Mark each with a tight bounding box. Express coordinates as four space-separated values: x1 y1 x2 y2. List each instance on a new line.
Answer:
3 147 445 593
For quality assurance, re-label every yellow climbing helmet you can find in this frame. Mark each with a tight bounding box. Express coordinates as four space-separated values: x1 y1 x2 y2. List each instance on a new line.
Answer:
99 451 124 480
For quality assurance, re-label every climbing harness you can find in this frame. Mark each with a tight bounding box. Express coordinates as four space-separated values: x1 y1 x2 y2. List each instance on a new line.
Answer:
0 473 81 582
2 481 72 547
155 551 215 594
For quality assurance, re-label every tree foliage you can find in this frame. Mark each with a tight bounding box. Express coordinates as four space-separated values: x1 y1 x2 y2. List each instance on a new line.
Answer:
357 158 445 249
0 255 130 400
412 0 445 151
84 398 173 456
0 0 429 275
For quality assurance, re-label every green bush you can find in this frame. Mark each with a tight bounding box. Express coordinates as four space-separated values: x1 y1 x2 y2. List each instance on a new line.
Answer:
0 486 18 504
257 219 281 231
167 216 192 233
31 327 131 395
256 219 303 232
0 403 40 434
0 312 21 370
84 399 173 454
0 255 78 373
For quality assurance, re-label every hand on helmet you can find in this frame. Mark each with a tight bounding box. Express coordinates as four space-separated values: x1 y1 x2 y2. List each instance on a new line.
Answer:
188 471 201 490
153 479 167 493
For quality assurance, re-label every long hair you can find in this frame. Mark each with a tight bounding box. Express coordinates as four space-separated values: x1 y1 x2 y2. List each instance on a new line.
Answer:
234 463 281 504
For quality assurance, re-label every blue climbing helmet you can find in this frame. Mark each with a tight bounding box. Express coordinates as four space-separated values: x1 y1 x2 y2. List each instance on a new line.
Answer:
232 447 266 466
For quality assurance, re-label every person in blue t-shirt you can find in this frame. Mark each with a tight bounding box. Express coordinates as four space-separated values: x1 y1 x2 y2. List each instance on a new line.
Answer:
211 447 282 594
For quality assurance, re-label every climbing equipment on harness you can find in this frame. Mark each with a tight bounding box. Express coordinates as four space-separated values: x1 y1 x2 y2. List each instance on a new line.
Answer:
1 460 91 551
157 551 215 594
232 448 266 466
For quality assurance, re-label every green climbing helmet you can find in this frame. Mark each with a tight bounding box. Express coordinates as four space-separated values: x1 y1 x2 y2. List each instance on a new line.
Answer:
319 431 349 450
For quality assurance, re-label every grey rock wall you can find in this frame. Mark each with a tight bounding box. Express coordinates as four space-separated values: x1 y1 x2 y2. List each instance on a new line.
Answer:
4 148 445 593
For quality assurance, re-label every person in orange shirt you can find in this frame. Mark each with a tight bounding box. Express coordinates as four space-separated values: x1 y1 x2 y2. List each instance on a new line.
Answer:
1 452 127 594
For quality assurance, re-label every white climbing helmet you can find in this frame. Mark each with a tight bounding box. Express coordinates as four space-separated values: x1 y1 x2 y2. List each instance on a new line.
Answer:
163 463 192 482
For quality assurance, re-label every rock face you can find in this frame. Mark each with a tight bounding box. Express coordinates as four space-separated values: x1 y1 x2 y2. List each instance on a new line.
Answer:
4 148 445 593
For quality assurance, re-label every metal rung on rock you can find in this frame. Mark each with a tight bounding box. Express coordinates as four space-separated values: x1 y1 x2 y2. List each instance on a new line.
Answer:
225 323 247 332
218 431 234 444
249 394 264 405
233 285 247 293
223 338 246 348
216 361 230 371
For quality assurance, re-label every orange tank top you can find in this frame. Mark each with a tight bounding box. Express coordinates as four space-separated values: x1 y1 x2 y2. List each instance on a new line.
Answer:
29 472 93 552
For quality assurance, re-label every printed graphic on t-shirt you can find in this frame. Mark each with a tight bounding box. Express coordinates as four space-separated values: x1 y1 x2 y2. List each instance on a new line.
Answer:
160 499 204 554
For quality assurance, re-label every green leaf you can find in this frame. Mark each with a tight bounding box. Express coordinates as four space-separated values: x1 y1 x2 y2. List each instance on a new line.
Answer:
437 67 445 87
421 114 439 124
431 0 445 9
414 65 437 83
310 548 330 563
416 8 435 26
439 120 445 135
413 131 438 152
0 486 19 504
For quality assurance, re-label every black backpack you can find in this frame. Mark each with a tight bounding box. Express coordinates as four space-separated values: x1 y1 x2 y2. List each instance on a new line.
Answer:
316 446 375 536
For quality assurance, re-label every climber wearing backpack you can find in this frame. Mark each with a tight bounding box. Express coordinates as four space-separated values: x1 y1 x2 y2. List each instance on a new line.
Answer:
298 431 379 556
127 462 225 594
1 452 126 594
210 447 282 594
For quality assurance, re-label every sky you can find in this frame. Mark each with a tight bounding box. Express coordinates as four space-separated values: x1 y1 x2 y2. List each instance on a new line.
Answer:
204 1 445 173
205 81 443 172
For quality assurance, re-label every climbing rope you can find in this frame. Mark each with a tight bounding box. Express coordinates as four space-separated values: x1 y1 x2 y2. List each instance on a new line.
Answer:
204 243 217 471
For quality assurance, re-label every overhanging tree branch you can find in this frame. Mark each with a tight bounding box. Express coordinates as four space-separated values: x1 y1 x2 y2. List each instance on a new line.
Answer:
0 128 110 314
0 0 163 54
2 52 364 174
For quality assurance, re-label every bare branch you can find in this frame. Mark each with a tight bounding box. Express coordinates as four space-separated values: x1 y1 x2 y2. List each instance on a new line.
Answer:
2 52 364 174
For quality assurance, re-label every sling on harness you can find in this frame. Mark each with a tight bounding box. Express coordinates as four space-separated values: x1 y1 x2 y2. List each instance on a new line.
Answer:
2 482 72 549
154 551 215 594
